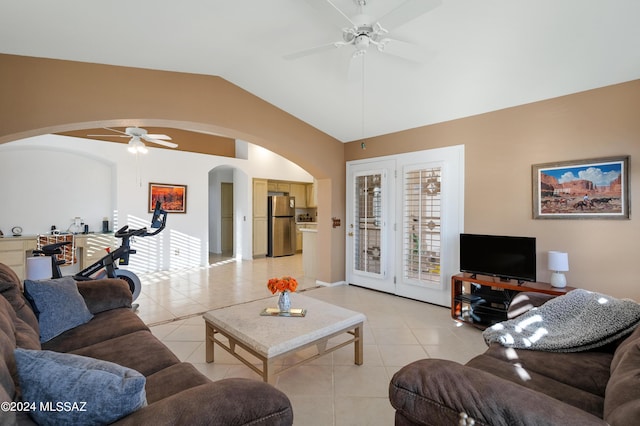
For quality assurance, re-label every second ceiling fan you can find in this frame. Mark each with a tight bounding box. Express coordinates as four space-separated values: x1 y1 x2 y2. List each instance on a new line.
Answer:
88 127 179 153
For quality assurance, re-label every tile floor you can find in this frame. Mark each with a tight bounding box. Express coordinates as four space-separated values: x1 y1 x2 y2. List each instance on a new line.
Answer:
135 254 487 426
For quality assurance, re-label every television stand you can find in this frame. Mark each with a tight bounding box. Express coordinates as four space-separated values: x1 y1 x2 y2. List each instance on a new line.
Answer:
451 273 575 329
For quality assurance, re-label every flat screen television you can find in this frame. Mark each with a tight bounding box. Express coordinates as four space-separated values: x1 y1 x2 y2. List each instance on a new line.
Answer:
460 233 536 283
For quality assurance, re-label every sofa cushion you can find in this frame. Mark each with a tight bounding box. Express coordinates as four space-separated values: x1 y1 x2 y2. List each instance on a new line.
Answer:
77 278 132 314
479 342 613 397
42 308 149 353
70 330 181 377
390 358 606 426
466 351 605 418
24 277 94 343
114 379 294 426
0 308 17 404
14 348 147 426
0 263 39 334
604 327 640 425
144 362 211 403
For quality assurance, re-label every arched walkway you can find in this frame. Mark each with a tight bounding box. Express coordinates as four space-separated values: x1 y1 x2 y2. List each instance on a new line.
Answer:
0 54 346 284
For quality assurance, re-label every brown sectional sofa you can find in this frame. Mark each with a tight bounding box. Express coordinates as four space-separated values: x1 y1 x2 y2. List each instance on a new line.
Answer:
389 292 640 425
0 262 293 425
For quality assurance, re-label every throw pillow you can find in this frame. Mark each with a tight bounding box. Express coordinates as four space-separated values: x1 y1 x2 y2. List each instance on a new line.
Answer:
14 348 147 425
23 277 93 343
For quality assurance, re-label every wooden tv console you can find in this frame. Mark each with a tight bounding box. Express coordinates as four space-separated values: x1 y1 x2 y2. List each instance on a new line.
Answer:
451 273 575 329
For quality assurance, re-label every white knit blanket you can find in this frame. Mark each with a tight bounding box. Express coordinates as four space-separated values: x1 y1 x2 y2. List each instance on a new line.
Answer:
482 289 640 352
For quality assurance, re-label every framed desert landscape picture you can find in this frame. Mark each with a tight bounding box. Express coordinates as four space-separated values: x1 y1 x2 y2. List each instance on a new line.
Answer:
532 156 629 219
149 183 187 213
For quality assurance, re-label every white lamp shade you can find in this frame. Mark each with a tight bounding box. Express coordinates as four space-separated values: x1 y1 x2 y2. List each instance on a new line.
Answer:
26 256 51 280
548 251 569 272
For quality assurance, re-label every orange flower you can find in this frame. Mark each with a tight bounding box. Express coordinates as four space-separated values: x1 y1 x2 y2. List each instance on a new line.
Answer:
267 276 298 294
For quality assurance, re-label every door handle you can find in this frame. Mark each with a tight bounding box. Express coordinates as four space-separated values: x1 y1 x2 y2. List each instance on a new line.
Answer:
348 232 353 237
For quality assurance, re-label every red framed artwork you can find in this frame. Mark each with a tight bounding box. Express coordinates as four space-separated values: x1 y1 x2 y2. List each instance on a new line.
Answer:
149 183 187 213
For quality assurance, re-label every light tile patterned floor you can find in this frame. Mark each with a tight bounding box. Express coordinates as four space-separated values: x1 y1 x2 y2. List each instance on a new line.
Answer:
136 254 487 426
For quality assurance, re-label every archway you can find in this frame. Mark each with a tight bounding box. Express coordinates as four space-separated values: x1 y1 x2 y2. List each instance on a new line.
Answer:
0 54 346 284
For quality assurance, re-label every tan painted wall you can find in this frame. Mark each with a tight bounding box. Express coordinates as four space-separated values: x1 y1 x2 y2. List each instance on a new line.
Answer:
2 53 638 297
0 54 345 284
346 80 640 300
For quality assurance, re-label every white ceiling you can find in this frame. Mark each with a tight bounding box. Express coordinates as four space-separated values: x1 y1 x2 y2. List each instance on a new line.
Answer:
1 0 639 142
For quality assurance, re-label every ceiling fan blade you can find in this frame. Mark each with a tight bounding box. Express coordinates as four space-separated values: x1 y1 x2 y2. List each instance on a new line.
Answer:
284 40 349 60
103 127 129 135
146 134 172 140
87 127 130 137
378 0 442 32
302 0 355 30
142 136 178 148
378 38 432 64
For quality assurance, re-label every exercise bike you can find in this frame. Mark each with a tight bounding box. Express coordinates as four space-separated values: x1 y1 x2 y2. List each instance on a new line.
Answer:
32 201 168 305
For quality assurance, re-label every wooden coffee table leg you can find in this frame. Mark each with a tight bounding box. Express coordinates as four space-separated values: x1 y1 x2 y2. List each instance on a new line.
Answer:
264 359 277 384
354 323 363 365
205 322 215 363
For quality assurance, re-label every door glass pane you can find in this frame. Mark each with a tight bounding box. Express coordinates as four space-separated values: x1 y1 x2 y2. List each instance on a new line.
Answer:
404 167 441 284
354 173 382 275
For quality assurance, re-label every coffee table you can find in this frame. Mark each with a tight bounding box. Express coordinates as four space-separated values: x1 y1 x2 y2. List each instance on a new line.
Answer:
203 293 366 384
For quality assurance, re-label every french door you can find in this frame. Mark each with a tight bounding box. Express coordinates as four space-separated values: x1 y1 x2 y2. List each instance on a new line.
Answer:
346 146 464 306
346 160 396 293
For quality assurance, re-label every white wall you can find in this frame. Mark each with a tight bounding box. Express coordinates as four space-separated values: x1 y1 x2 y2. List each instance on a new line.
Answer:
0 135 313 272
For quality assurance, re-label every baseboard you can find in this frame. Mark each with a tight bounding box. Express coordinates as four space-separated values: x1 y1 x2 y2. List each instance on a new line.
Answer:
315 280 347 287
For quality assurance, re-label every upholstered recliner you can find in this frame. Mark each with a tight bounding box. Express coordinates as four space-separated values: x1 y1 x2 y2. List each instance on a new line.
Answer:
389 292 640 426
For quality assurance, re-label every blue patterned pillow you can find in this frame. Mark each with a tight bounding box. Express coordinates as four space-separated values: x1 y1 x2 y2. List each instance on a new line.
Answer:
14 348 146 425
24 277 93 343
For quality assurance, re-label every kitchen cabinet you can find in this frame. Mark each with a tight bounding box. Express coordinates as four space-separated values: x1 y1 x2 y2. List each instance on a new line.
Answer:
290 183 307 208
253 179 268 257
276 183 290 193
306 181 317 207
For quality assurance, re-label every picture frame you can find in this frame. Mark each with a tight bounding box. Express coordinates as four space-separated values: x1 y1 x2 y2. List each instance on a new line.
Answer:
532 156 629 219
149 183 187 213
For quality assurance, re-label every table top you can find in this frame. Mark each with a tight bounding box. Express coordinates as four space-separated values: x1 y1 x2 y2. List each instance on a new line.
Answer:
203 293 366 358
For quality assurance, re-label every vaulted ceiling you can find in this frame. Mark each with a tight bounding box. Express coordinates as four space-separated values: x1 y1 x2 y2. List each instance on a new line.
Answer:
1 0 639 143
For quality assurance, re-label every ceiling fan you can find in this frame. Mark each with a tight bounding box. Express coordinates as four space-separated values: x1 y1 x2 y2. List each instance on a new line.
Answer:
88 127 178 153
285 0 441 62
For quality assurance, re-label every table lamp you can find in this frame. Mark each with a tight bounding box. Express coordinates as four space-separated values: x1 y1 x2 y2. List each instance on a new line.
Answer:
548 251 569 288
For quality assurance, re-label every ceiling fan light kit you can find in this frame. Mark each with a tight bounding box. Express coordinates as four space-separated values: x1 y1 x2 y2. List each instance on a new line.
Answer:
127 137 148 154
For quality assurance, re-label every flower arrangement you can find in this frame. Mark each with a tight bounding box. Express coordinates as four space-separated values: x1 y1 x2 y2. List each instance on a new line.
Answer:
267 276 298 294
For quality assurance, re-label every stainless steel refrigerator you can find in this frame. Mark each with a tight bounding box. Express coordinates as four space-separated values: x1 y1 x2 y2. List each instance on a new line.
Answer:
267 195 296 257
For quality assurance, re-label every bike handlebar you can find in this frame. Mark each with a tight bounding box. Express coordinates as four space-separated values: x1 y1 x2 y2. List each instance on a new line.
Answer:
114 224 164 239
114 226 147 238
113 204 167 240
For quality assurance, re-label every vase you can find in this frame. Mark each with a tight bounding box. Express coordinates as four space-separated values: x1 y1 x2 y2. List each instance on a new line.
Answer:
278 291 291 313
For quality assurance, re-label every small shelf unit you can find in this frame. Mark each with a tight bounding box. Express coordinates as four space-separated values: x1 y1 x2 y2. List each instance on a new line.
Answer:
451 273 575 329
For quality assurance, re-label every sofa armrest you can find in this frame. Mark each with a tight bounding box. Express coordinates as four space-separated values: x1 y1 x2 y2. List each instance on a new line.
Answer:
507 291 555 319
113 379 293 426
389 359 606 426
76 279 132 314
